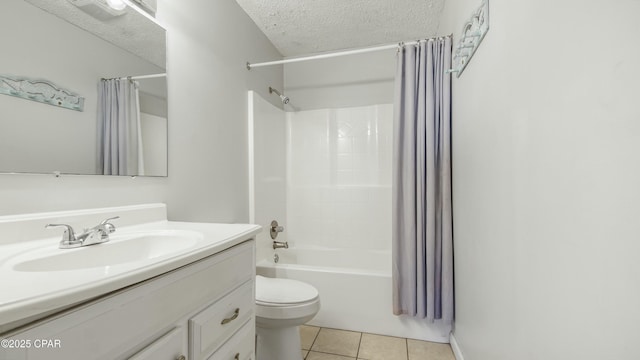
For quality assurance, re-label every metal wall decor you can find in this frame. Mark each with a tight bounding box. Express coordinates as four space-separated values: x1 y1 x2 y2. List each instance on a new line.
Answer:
447 0 489 77
0 74 85 111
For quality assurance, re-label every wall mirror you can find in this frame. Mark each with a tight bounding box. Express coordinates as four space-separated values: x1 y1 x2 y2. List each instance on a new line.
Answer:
0 0 167 177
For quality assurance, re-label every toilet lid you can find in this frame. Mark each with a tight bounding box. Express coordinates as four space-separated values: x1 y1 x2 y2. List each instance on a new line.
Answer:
256 275 319 305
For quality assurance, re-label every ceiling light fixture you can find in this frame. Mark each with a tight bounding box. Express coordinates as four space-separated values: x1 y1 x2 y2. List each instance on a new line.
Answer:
105 0 127 11
67 0 127 19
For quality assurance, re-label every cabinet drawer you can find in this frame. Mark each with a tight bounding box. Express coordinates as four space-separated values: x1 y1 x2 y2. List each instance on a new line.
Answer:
190 280 254 360
128 327 186 360
207 320 254 360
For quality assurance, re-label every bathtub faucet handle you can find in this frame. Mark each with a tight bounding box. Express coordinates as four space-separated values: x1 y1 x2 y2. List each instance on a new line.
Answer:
270 220 285 239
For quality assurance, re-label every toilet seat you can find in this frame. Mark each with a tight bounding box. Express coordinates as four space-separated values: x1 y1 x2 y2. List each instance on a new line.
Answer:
256 275 319 306
255 275 320 321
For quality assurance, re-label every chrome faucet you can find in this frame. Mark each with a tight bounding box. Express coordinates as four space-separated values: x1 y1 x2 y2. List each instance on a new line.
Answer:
46 216 119 249
272 241 289 250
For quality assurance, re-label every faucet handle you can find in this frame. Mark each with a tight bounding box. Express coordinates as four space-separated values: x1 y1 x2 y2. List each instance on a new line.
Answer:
45 223 76 242
99 216 119 234
99 216 120 225
270 220 285 239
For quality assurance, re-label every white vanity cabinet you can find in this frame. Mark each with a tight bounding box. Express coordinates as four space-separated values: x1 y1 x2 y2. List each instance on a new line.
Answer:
1 240 255 360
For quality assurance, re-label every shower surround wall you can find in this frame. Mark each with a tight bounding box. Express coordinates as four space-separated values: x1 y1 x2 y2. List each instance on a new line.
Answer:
284 51 397 254
286 105 393 253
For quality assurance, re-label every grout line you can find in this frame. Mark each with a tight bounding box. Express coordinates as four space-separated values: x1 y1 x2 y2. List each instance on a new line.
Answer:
355 331 363 359
318 325 364 332
307 350 358 359
309 326 321 351
405 337 409 360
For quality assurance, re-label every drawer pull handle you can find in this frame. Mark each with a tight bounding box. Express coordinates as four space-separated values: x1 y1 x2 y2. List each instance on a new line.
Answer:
221 308 240 325
176 356 186 360
234 353 240 360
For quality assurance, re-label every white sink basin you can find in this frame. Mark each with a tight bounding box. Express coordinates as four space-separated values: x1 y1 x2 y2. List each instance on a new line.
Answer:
12 230 201 272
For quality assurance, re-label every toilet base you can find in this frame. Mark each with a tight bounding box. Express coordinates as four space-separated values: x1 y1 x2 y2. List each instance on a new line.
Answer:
256 324 302 360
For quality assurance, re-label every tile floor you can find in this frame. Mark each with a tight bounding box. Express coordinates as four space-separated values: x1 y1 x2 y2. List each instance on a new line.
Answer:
299 326 456 360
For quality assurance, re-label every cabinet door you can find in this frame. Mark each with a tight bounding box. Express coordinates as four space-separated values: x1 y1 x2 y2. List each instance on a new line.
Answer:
128 327 186 360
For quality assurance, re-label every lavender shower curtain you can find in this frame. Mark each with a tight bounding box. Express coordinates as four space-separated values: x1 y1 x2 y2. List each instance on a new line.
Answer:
392 38 454 323
98 78 144 176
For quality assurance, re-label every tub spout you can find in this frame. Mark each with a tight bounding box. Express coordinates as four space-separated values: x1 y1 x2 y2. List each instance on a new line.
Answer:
273 241 289 249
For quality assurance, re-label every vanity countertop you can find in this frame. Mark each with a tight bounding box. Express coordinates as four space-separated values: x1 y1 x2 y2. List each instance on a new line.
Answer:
0 204 261 333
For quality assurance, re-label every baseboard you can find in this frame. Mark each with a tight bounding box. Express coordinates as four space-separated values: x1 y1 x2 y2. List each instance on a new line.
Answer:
450 332 465 360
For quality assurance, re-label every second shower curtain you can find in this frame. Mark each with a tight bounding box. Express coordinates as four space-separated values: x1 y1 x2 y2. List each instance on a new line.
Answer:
98 78 144 176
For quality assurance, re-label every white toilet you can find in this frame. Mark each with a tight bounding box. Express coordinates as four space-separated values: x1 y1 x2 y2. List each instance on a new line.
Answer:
255 275 320 360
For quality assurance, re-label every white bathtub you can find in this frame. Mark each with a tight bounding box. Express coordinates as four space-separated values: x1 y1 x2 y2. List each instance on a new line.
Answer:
256 247 451 342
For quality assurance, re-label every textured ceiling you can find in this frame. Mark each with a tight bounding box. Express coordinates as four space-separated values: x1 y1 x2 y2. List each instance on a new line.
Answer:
235 0 446 57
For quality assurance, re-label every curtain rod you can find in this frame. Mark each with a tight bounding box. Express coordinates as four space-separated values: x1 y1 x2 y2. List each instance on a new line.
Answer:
127 73 166 80
247 35 452 70
102 73 167 81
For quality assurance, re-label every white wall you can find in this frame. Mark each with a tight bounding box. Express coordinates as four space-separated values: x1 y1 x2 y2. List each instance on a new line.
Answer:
284 51 395 111
248 91 287 263
140 113 168 176
159 0 284 223
139 91 168 118
0 0 282 219
439 0 640 359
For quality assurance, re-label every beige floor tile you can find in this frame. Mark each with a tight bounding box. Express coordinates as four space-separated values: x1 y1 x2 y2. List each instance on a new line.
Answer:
306 351 356 360
303 350 309 359
357 333 408 360
300 325 321 350
310 328 362 357
407 339 455 360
